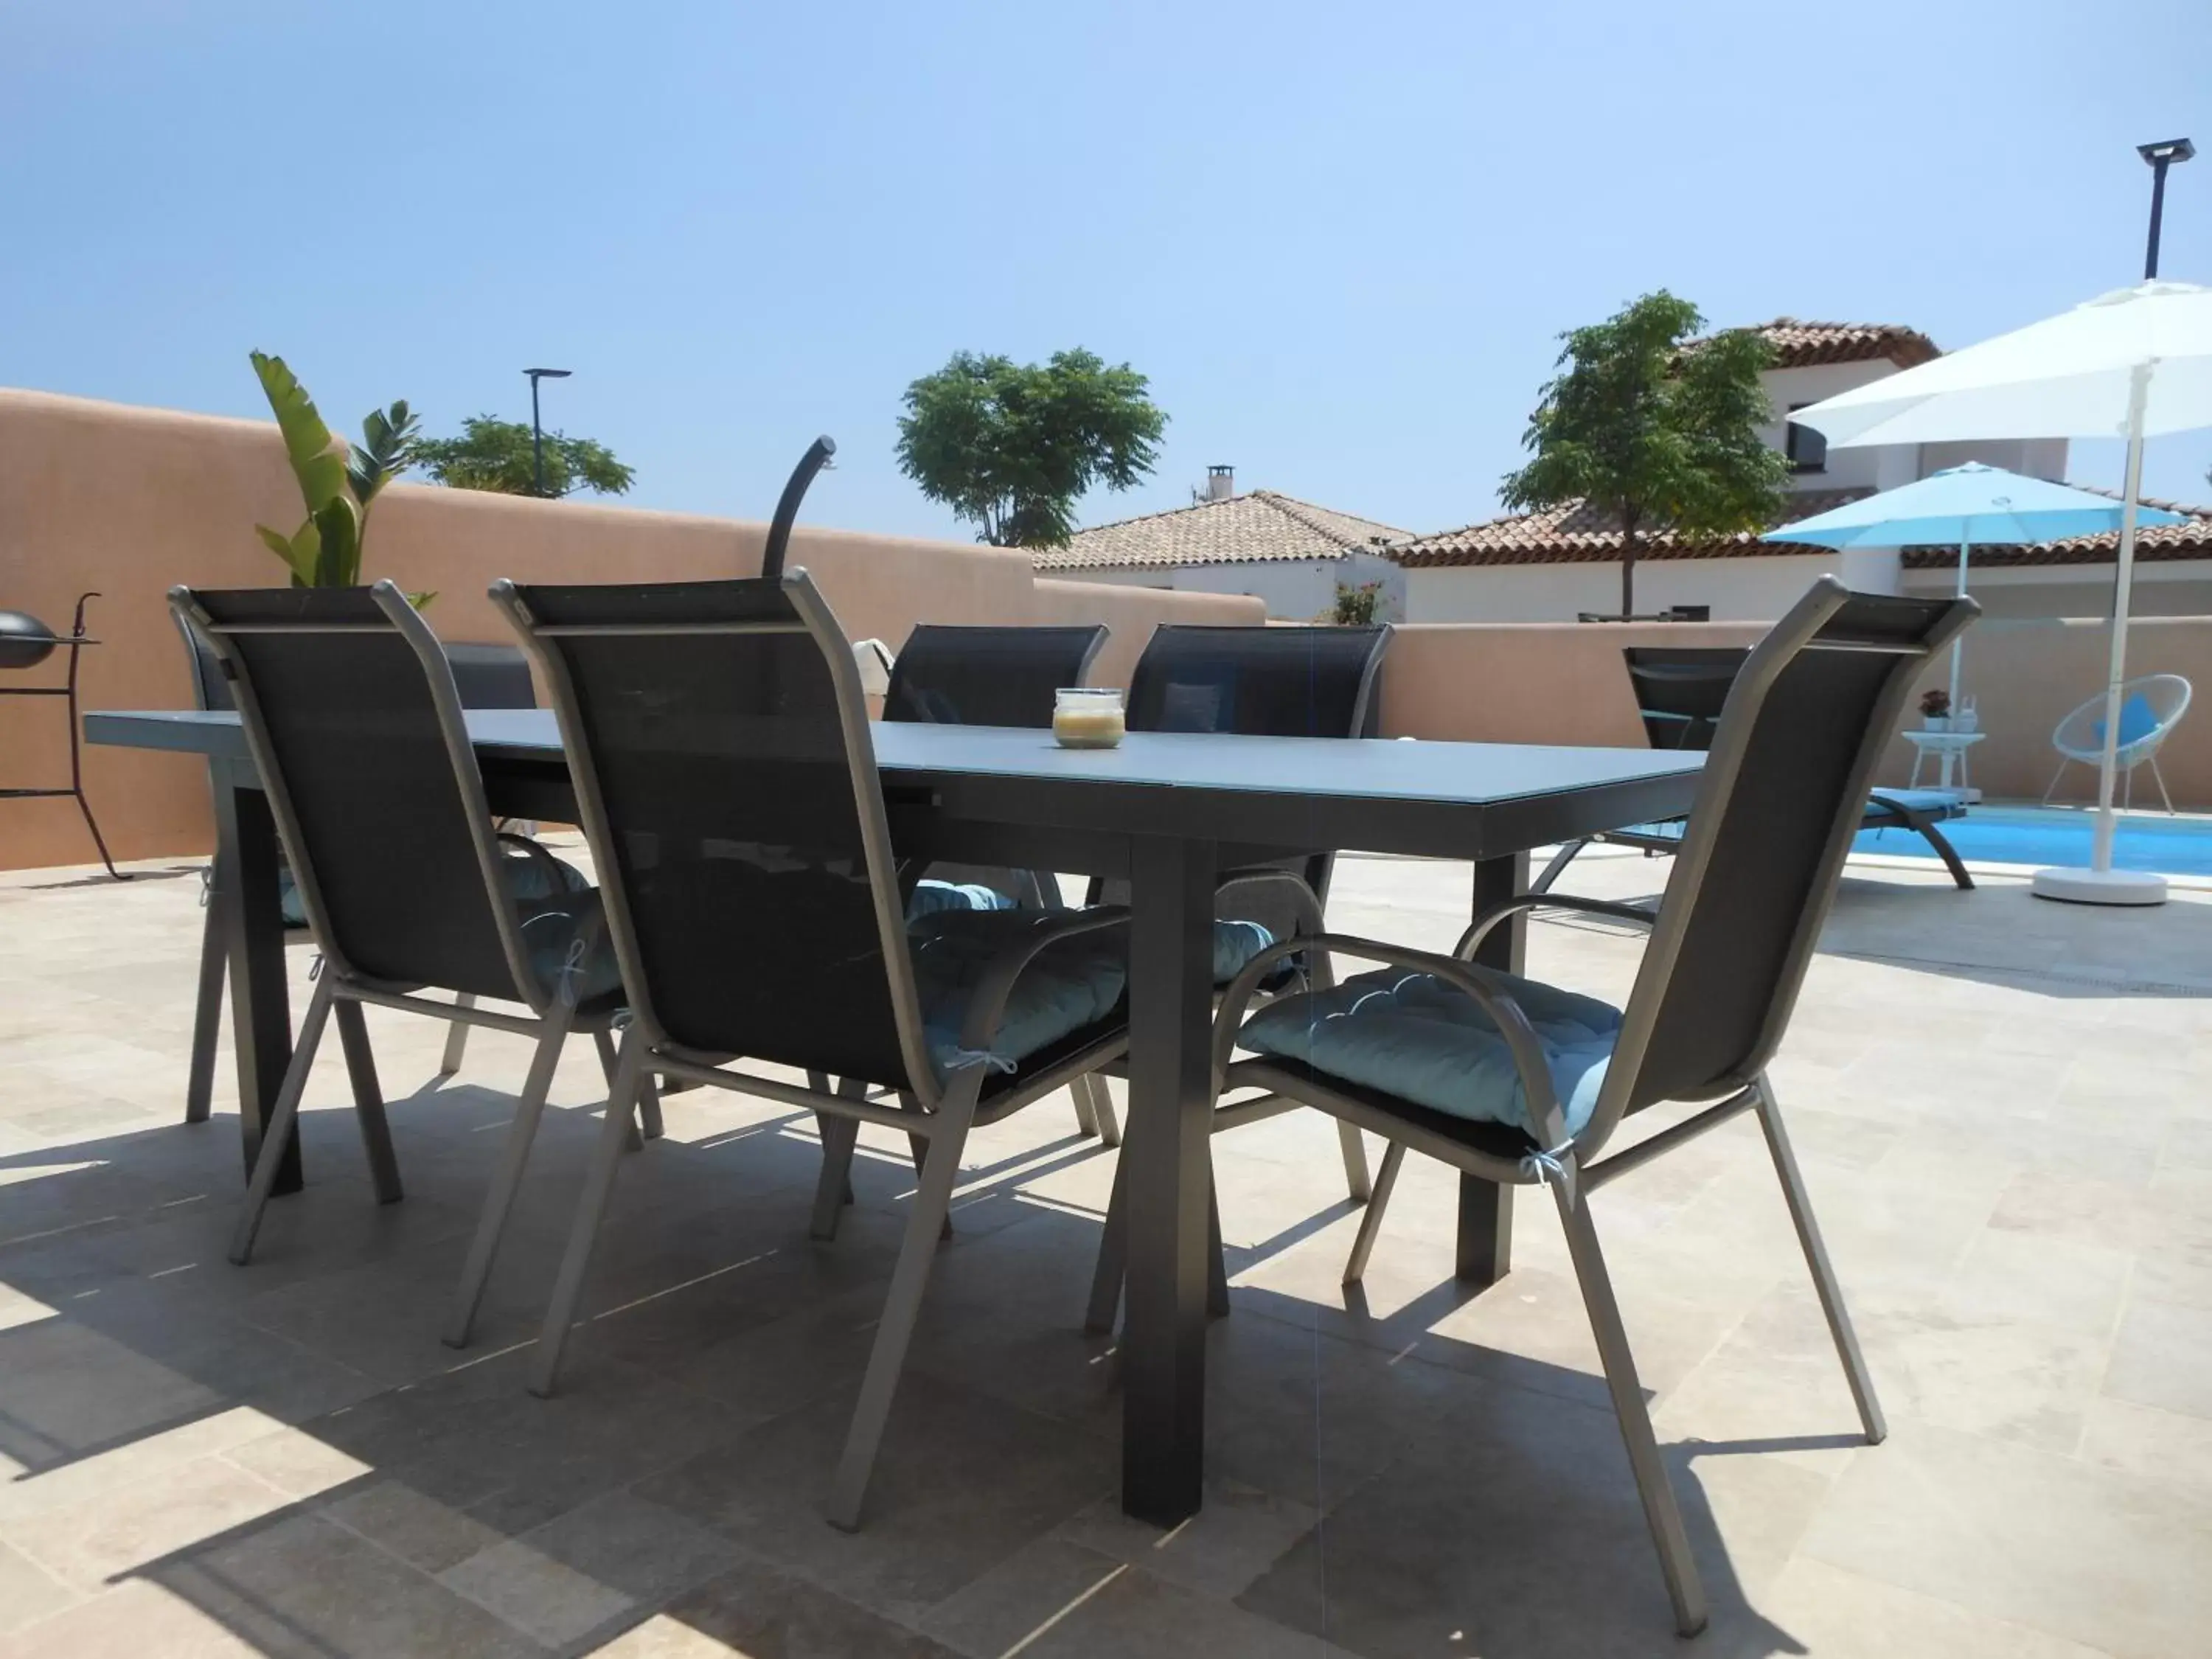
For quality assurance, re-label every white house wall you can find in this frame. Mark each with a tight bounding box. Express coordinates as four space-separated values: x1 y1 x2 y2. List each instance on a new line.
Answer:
1900 557 2212 619
1402 549 1903 624
1759 361 2070 495
1048 549 1406 621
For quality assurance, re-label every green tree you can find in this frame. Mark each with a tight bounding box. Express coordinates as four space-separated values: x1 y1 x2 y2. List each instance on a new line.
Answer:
414 416 635 499
1500 291 1787 618
895 349 1166 549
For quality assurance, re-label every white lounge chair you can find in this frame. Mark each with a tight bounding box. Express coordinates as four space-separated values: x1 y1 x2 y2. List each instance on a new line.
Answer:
2043 673 2191 813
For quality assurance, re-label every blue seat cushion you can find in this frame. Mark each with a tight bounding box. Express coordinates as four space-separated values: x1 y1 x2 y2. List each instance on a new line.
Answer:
908 908 1127 1080
1238 967 1624 1141
1212 918 1278 984
2093 693 2161 751
504 849 625 1005
908 878 1020 918
1863 789 1966 823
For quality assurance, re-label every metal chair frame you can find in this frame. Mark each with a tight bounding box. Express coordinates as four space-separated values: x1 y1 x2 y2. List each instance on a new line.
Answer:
1082 622 1393 1330
495 565 1131 1530
1201 580 1977 1636
170 581 660 1354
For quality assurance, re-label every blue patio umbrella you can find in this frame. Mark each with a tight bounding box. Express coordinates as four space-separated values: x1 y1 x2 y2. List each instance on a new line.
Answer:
1766 462 2185 737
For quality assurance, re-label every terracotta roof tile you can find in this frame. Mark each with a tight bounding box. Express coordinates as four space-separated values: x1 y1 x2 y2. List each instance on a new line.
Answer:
1898 488 2212 568
1744 319 1941 370
1388 489 1874 568
1034 490 1412 571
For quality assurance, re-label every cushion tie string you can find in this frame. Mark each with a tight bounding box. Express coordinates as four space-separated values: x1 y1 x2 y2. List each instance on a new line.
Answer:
1519 1138 1579 1207
555 936 588 1006
941 1047 1018 1077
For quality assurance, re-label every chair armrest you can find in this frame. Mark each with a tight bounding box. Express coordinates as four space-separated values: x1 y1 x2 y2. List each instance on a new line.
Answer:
954 906 1132 1056
1455 893 1655 961
1208 931 1570 1150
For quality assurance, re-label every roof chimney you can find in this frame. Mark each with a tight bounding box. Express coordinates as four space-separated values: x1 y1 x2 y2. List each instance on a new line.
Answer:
1206 464 1234 502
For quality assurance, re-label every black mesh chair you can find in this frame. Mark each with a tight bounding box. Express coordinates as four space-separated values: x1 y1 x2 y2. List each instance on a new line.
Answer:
1082 622 1391 1331
495 569 1131 1530
170 582 652 1352
178 629 541 1123
1204 580 1977 1636
883 622 1115 1135
1532 644 1978 895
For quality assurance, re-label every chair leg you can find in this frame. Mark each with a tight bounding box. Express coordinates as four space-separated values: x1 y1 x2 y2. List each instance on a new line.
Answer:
1089 1077 1122 1148
445 1008 571 1349
1084 1144 1130 1334
827 1079 980 1531
1338 1120 1372 1203
2042 757 2070 806
1754 1076 1885 1444
1917 822 1975 891
1206 1180 1231 1318
1071 1076 1100 1138
1551 1175 1705 1637
228 976 336 1266
529 1026 648 1397
439 995 475 1077
811 1113 860 1242
333 1000 403 1204
597 1026 664 1141
2152 755 2177 815
2125 764 2135 812
185 894 227 1125
1342 1140 1406 1285
1530 838 1588 895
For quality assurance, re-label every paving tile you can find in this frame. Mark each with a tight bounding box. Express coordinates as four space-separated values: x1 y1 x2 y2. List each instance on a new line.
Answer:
2102 1293 2212 1420
1730 1557 2117 1659
1023 1563 1352 1658
603 1555 965 1658
0 1452 296 1591
1798 1416 2212 1659
917 1537 1130 1658
0 1577 265 1659
438 1489 739 1648
2076 1395 2212 1490
0 1537 83 1636
635 1368 1114 1625
1049 1477 1317 1601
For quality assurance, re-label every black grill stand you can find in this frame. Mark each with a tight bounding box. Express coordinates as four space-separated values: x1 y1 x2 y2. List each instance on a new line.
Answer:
1 592 125 879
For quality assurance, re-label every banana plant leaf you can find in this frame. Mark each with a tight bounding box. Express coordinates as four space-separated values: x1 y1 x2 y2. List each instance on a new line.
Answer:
251 352 351 514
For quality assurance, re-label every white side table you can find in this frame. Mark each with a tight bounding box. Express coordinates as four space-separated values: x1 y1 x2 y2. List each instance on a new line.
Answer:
1903 728 1984 799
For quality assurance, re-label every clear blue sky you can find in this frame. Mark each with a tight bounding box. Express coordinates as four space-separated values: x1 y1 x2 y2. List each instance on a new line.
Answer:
5 1 2209 540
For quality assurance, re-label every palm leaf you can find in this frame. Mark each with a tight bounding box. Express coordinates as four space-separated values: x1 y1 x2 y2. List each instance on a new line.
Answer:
349 400 422 508
250 352 351 513
254 520 322 586
310 497 361 588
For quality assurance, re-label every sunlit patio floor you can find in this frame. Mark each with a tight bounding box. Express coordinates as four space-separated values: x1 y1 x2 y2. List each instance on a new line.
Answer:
2 843 2210 1658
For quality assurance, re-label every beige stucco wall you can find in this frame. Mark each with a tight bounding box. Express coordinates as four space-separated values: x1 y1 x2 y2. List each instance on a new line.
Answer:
0 389 1260 871
1375 614 2212 810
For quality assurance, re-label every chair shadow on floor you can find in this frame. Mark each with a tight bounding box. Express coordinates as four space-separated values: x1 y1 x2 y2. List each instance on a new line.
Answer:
0 1065 1826 1659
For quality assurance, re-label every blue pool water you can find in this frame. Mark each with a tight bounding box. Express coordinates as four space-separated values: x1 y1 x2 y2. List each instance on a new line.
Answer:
1854 805 2212 875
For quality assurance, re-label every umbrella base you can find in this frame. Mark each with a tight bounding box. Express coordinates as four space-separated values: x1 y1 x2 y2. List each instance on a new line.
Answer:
2031 866 2168 907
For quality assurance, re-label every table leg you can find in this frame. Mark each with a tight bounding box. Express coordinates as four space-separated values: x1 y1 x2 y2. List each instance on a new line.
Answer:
213 763 302 1194
1458 852 1527 1284
1120 833 1216 1526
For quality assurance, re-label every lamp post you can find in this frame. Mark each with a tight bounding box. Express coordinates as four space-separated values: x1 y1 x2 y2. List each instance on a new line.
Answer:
524 367 571 498
2137 139 2194 280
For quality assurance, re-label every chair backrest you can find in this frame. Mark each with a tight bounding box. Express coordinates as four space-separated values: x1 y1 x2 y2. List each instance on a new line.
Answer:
884 625 1107 728
2058 672 2193 759
169 583 545 1004
1126 624 1390 741
1621 647 1749 752
1595 580 1977 1140
494 570 935 1096
1123 623 1391 908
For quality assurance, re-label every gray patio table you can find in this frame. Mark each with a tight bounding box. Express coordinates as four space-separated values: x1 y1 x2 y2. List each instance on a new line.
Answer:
88 706 1701 1524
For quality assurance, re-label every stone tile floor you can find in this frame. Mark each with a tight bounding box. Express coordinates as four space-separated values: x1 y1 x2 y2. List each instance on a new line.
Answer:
1 841 2210 1657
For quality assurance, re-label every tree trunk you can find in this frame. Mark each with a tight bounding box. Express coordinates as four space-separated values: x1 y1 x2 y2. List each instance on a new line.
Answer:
1620 510 1641 619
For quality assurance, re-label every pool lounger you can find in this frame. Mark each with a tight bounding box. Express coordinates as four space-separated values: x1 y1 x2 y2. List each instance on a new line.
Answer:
1532 787 1973 895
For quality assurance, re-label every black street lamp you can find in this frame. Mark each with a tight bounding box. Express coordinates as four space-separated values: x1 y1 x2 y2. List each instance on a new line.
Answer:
524 367 571 498
2137 138 2194 281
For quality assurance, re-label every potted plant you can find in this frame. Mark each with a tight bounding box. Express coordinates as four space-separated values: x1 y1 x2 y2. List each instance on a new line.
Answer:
1919 686 1952 732
249 352 427 600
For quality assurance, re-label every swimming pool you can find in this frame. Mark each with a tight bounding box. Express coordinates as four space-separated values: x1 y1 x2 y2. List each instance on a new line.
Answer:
1854 804 2212 875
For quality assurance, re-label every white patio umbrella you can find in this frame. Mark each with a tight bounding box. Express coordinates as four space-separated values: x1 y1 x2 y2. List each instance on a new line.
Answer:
1788 280 2212 905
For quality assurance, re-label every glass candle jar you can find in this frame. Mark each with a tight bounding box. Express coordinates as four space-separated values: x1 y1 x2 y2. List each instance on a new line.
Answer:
1053 687 1126 749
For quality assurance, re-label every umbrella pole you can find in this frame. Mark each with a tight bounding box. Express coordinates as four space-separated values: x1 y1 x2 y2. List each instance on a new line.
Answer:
1945 537 1968 790
2091 364 2152 874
